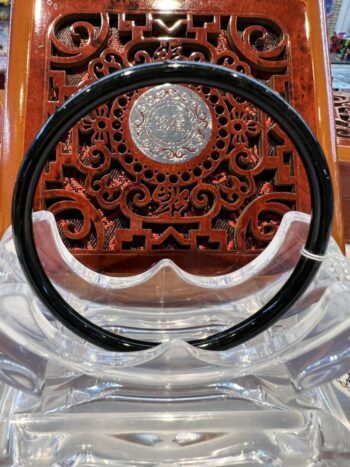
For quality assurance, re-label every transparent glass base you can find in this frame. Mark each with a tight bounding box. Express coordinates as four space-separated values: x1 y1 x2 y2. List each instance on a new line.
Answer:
6 409 350 466
1 381 350 466
0 211 350 465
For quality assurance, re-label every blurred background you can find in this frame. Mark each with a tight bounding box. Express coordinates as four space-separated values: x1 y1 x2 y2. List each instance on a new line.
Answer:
0 0 9 90
328 0 350 91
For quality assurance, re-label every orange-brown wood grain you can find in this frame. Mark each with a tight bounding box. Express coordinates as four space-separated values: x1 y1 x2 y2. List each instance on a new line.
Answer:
0 0 35 234
306 0 344 249
0 90 4 156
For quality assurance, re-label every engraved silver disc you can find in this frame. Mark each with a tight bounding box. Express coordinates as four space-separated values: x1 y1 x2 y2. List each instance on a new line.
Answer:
129 84 212 164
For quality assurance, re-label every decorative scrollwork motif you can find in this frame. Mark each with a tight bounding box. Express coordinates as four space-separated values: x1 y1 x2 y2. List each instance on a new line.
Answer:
228 17 288 71
37 11 309 272
334 91 350 145
49 14 110 67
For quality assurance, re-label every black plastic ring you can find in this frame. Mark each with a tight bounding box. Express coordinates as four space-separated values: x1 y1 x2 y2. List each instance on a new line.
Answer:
12 61 334 352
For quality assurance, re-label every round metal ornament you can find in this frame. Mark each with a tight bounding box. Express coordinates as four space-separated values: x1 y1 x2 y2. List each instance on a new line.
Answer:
129 84 212 164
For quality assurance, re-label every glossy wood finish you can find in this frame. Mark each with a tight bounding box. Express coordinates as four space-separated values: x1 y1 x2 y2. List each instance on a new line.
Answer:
0 0 344 275
0 90 4 160
307 0 344 253
37 8 312 275
0 0 34 235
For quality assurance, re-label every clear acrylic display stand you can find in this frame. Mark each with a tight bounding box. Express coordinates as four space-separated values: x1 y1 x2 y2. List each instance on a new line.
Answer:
0 210 350 465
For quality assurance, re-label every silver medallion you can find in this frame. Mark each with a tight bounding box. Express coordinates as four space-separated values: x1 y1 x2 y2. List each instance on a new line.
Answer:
129 84 212 164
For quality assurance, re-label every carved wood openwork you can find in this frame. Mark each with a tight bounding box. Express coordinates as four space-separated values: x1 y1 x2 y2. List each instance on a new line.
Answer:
34 11 310 274
335 91 350 243
334 91 350 147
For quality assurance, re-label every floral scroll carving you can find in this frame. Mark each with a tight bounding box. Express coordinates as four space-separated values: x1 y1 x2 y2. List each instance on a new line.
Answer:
37 11 309 273
49 14 110 67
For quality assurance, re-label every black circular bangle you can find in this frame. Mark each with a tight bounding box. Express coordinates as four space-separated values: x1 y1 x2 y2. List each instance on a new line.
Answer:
12 61 333 352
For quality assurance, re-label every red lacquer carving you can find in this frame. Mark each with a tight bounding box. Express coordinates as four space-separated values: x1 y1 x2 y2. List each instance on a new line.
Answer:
34 12 309 274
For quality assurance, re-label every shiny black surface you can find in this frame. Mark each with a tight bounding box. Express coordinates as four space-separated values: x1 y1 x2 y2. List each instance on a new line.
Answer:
12 61 334 352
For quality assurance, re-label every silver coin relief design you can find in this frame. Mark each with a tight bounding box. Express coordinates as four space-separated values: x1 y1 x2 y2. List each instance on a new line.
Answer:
129 84 213 164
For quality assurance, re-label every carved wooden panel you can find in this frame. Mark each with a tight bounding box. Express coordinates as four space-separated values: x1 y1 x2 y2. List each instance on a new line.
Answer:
31 8 311 274
334 91 350 147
